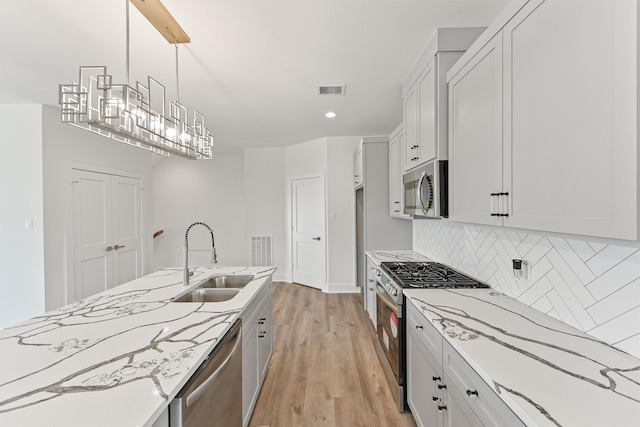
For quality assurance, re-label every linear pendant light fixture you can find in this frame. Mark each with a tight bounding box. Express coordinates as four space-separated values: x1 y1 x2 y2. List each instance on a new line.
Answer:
58 0 213 160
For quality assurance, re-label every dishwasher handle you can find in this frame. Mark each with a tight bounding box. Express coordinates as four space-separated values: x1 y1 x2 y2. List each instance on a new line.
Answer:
185 327 242 407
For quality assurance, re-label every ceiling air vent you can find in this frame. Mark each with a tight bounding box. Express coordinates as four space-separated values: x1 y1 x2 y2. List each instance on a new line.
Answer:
316 84 346 96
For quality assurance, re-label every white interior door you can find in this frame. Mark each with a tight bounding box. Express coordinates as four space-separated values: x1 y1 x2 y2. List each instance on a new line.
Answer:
72 170 113 300
111 175 142 286
71 169 143 301
291 175 326 290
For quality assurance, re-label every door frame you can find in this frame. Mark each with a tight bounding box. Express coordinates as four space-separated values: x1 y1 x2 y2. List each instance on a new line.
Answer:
287 172 328 292
64 161 146 304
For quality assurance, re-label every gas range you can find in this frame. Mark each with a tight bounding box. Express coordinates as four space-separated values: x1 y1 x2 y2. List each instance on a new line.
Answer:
373 261 490 412
379 262 490 301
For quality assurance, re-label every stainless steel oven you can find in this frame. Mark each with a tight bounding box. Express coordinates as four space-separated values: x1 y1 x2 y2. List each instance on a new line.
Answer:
374 272 407 412
374 261 491 413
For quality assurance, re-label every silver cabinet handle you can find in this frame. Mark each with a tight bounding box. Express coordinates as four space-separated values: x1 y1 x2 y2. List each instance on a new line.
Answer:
312 237 321 241
114 245 126 250
105 246 113 252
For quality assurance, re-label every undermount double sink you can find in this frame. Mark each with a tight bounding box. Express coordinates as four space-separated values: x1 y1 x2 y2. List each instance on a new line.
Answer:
172 275 254 303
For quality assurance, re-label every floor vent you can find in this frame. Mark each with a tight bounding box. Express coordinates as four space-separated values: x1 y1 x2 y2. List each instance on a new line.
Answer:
250 235 274 266
316 84 346 96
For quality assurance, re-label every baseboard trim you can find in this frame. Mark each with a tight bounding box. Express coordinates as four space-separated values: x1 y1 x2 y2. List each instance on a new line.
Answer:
326 283 361 294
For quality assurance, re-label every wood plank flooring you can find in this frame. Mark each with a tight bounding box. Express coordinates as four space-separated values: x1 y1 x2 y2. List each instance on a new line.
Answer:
249 282 417 427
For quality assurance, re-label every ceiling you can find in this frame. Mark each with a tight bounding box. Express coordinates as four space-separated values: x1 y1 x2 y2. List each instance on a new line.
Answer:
0 0 511 154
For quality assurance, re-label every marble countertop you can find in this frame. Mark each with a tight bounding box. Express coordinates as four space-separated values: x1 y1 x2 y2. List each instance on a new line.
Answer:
366 250 431 266
404 289 640 426
0 266 276 427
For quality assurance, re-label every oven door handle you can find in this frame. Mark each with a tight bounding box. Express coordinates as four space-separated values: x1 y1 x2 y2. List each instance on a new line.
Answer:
375 283 400 316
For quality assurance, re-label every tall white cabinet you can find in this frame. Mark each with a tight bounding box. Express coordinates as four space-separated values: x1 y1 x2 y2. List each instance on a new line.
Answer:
448 0 639 241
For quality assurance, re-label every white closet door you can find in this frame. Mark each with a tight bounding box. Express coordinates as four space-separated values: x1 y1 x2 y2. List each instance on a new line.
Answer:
111 175 142 287
71 169 143 301
72 169 113 300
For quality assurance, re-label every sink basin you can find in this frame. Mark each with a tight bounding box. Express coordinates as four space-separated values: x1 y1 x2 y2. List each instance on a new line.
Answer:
172 288 240 303
198 275 254 289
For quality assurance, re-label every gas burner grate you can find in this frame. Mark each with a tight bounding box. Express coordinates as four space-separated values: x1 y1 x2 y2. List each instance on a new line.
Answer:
380 262 490 289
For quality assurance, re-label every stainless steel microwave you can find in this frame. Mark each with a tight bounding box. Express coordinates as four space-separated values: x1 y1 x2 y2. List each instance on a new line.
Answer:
403 161 448 218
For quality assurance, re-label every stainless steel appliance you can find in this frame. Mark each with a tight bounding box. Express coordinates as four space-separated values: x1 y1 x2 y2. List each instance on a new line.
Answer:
403 161 448 217
374 262 490 412
170 319 242 427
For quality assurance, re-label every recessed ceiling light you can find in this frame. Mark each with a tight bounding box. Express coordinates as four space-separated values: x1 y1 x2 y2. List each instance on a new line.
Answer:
325 111 337 118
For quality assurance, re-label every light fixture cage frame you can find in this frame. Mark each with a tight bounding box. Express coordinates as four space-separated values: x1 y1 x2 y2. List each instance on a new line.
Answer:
59 66 213 160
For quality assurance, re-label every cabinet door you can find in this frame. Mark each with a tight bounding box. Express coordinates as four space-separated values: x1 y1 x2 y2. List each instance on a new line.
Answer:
503 0 638 240
404 85 419 172
257 293 273 382
407 315 444 427
448 34 503 226
242 320 259 427
389 129 408 218
354 146 364 188
444 373 485 427
417 59 437 165
365 257 378 327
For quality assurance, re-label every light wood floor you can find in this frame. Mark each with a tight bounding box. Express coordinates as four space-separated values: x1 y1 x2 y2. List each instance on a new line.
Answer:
249 282 417 427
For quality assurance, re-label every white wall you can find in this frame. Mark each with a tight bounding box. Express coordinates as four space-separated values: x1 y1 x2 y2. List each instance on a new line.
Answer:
244 147 287 281
42 105 154 310
245 137 360 289
413 219 640 359
0 105 45 327
152 154 246 269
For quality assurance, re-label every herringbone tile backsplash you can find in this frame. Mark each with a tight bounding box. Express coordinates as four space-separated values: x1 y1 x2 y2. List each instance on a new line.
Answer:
413 219 640 359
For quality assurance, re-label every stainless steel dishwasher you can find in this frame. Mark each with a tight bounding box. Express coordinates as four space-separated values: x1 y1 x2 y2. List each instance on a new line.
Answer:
170 319 242 427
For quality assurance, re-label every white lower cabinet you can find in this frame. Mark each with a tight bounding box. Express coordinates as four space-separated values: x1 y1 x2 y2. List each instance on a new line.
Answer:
364 256 378 327
407 299 523 427
241 279 273 427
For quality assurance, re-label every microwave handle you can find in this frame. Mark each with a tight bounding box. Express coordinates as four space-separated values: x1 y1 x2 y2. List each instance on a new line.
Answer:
418 171 428 215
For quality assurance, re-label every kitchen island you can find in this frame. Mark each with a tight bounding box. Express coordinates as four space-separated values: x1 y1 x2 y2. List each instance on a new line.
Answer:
0 266 276 427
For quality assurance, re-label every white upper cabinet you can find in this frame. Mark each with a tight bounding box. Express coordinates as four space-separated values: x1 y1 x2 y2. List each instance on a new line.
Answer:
448 0 639 241
404 60 436 169
402 27 487 173
449 34 503 227
353 144 363 189
389 124 410 219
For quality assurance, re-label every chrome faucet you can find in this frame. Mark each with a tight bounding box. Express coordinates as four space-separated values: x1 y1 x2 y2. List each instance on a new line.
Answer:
184 222 217 286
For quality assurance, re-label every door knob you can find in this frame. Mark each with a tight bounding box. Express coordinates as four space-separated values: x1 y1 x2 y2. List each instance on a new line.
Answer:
312 237 321 241
105 246 113 252
114 245 126 250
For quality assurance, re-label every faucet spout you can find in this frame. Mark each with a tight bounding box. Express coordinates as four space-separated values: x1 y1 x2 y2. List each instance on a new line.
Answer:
183 222 217 286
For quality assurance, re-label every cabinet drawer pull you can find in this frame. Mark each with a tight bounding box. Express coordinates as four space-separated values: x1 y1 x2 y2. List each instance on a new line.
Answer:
416 325 423 330
437 405 447 411
432 376 441 382
437 384 447 390
432 396 439 402
466 389 479 397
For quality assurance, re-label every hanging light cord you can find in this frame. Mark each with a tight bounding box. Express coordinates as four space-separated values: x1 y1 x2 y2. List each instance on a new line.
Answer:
175 39 180 102
125 0 130 85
